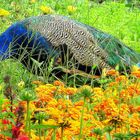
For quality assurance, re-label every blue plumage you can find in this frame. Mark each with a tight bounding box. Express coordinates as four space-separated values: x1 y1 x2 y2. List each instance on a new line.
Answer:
0 22 59 63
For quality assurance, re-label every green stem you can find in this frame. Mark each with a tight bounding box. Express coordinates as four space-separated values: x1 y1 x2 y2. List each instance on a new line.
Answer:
79 97 86 139
95 134 98 139
25 100 30 137
73 68 76 88
39 129 41 140
90 67 94 87
107 132 112 140
52 128 56 140
65 49 69 86
61 126 64 140
114 123 117 135
38 119 43 140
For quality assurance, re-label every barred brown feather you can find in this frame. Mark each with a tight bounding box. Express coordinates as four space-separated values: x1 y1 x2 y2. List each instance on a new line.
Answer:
23 15 111 69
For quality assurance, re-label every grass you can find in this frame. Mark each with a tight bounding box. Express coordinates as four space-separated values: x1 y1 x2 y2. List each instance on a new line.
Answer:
0 0 140 139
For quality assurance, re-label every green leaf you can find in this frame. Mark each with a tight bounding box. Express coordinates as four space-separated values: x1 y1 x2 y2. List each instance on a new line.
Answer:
31 57 44 67
0 131 12 138
31 124 59 129
106 132 112 140
92 65 97 70
8 118 16 125
135 96 140 105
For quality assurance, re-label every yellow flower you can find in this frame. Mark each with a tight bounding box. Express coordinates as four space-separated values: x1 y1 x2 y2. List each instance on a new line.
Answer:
131 65 140 72
47 107 62 117
33 108 46 112
47 98 58 107
130 65 140 78
0 9 10 17
31 130 40 140
67 5 77 14
43 119 58 126
93 87 102 93
40 6 54 14
69 119 80 131
30 0 36 3
69 108 80 120
18 80 25 89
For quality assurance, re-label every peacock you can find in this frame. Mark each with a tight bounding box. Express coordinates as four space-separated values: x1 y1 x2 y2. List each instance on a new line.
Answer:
0 14 140 76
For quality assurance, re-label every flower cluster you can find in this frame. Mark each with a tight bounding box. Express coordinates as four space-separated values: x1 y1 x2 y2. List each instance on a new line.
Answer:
39 5 77 15
1 68 140 139
31 81 102 139
30 71 140 139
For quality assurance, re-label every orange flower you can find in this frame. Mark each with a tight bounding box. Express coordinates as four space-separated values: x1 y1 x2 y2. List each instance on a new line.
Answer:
74 100 84 107
53 80 65 87
107 69 119 76
108 81 118 87
32 80 43 85
18 101 26 107
136 106 140 112
129 113 140 133
120 89 130 100
115 75 128 82
127 84 140 96
64 87 77 95
17 68 140 139
131 71 140 78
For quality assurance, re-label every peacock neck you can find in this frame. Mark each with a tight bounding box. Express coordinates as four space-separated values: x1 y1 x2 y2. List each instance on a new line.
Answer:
0 23 29 60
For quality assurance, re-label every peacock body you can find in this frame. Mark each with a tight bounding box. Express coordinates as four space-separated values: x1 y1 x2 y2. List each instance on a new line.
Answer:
0 14 140 74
